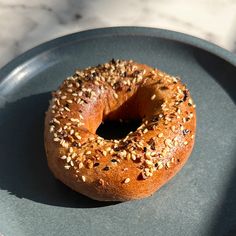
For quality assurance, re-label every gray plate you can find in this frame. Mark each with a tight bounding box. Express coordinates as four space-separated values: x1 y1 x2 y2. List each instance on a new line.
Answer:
0 27 235 236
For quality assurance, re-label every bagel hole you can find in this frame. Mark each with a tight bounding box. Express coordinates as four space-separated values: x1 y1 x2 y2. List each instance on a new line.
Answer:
96 119 142 140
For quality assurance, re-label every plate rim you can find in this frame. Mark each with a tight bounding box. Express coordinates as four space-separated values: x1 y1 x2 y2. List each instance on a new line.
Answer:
0 26 236 236
0 26 235 83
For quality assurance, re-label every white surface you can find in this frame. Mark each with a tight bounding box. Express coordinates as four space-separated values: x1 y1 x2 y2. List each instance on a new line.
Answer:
0 0 236 68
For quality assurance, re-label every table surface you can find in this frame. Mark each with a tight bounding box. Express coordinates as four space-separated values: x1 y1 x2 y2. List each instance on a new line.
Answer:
0 0 236 68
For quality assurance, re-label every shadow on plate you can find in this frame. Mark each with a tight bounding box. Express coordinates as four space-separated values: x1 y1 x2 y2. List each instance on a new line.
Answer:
0 92 118 208
194 49 236 103
194 50 236 235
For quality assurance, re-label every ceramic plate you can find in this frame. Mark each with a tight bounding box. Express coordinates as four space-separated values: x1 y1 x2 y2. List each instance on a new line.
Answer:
0 27 235 236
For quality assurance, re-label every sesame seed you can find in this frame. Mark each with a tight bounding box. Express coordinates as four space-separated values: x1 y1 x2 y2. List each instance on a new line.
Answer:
165 116 171 122
82 176 86 182
145 160 154 166
162 147 168 156
172 77 178 83
114 93 118 99
183 129 190 135
56 99 60 106
58 127 62 133
126 153 131 160
124 178 130 184
151 94 156 100
131 153 136 160
166 161 171 168
64 165 70 170
99 178 105 186
145 151 151 159
60 155 67 160
157 162 163 170
62 142 69 148
75 82 80 88
71 118 80 123
158 133 163 138
78 162 84 169
143 128 148 134
71 152 77 158
88 161 93 169
184 141 188 145
67 100 73 104
164 139 173 147
50 125 55 133
53 118 60 124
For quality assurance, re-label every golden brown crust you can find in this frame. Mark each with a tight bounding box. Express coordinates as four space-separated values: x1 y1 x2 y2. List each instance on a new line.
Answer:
44 59 196 201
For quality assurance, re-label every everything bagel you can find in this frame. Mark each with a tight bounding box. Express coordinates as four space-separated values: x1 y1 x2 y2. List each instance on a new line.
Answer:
44 59 196 201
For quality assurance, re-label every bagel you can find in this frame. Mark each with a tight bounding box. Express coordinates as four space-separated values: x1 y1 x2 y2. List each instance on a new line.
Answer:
44 59 196 201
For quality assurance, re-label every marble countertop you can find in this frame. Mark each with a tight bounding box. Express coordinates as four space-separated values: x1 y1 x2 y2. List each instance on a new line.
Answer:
0 0 236 68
